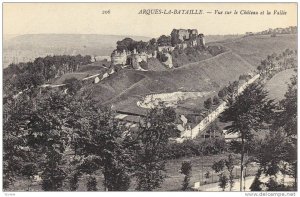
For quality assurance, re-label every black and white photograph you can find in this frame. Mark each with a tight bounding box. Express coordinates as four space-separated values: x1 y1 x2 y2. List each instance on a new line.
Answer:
1 2 298 194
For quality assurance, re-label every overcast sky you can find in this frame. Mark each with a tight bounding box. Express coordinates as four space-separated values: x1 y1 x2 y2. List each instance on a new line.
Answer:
3 3 297 38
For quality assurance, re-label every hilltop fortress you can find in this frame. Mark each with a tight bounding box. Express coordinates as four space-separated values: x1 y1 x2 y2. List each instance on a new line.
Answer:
111 28 205 69
170 29 205 49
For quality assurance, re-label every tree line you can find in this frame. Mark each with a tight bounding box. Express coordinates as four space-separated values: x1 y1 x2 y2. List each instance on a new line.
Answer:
4 55 92 96
3 86 181 191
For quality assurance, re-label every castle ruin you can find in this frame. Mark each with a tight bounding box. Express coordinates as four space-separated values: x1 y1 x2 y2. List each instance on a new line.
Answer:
171 29 205 49
110 28 205 69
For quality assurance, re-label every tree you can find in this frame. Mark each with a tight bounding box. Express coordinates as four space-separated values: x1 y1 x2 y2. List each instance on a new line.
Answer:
220 83 275 191
63 78 82 95
250 170 263 191
251 74 297 190
276 74 297 136
28 92 71 191
212 154 235 191
204 97 212 110
212 160 225 173
157 35 171 46
272 74 297 188
73 105 134 191
213 95 220 105
20 163 38 190
116 37 136 52
171 29 182 46
225 154 235 191
69 172 81 191
149 38 157 46
218 88 228 100
180 161 192 191
218 173 229 191
86 176 98 191
134 106 179 191
265 177 287 191
3 95 36 189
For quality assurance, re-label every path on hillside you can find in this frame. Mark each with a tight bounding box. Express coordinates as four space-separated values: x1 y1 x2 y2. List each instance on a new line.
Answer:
102 77 148 105
176 74 260 142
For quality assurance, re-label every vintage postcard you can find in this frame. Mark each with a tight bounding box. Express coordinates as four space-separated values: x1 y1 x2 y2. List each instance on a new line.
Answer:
2 2 298 194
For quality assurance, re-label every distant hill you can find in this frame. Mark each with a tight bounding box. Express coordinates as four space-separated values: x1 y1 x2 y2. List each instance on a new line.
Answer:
219 34 297 66
3 34 151 68
204 34 243 43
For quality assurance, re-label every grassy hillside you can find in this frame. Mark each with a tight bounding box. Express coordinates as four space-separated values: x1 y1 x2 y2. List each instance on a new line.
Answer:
171 49 213 68
147 57 168 71
220 34 297 67
205 34 243 43
265 68 296 101
87 69 146 103
55 34 297 114
88 51 255 113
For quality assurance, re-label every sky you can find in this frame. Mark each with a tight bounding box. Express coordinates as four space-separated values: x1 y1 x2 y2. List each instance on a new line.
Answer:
3 3 297 38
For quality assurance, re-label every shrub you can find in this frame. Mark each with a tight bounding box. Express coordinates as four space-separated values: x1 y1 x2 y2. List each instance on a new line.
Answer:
218 173 229 191
213 96 220 105
165 138 226 160
63 77 82 95
204 98 212 109
180 161 192 191
212 160 225 173
87 176 98 191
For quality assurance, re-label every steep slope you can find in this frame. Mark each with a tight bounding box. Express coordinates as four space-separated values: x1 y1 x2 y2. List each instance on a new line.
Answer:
147 57 168 71
87 69 146 103
265 68 296 101
86 34 297 114
90 51 254 107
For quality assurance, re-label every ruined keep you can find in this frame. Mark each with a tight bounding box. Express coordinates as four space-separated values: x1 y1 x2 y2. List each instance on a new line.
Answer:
171 29 205 49
111 50 128 65
111 48 152 69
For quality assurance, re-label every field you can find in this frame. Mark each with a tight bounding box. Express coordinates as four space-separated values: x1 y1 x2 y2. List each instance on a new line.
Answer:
265 68 296 101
